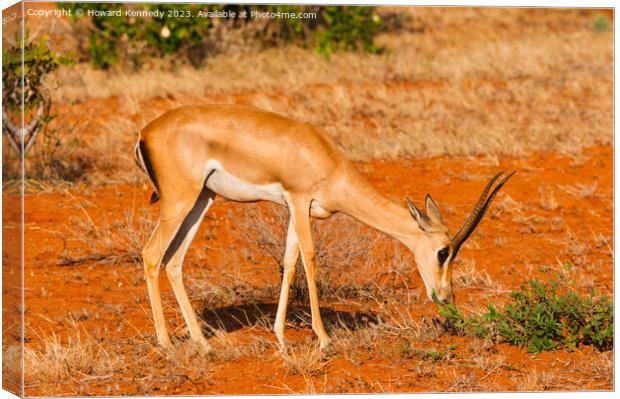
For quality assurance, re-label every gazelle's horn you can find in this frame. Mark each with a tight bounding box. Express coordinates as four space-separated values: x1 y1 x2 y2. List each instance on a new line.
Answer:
451 170 516 257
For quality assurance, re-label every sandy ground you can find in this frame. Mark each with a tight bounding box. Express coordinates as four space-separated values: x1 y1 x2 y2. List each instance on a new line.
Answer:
2 145 613 395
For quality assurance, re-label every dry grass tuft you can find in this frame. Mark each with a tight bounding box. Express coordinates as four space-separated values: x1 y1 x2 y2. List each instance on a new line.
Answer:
588 352 613 387
516 370 557 391
539 186 559 211
24 331 119 384
280 344 327 377
453 259 494 289
60 202 155 266
168 340 212 369
560 182 599 198
2 345 22 389
449 372 482 392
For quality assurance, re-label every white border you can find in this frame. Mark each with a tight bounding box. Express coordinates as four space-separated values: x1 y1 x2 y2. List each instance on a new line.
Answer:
0 1 616 399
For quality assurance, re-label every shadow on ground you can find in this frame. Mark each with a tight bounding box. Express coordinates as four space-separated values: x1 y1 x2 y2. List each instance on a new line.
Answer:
200 303 380 336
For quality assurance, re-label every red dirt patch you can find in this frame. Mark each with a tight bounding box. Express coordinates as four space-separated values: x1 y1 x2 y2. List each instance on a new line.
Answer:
3 145 613 395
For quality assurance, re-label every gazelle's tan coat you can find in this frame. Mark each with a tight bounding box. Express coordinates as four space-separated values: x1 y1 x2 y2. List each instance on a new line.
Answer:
136 104 513 351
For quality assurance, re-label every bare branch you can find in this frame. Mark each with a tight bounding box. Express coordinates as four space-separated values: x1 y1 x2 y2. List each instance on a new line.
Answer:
23 104 46 155
2 109 22 156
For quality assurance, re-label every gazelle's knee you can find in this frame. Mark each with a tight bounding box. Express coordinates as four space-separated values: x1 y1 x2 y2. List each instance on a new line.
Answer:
301 251 316 274
142 249 160 278
283 263 296 282
165 263 182 280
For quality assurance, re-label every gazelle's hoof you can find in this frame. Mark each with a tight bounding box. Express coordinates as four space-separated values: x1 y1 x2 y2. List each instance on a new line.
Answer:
275 332 286 351
157 335 174 350
158 343 174 353
197 340 213 354
319 337 332 351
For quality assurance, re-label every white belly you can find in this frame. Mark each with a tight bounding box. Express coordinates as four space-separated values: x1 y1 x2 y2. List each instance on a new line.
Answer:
205 160 285 205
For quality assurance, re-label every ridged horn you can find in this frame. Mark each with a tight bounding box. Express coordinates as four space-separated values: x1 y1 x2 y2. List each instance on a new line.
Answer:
451 170 516 257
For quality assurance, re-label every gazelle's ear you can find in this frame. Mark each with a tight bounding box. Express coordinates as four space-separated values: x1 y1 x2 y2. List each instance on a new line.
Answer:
425 194 443 223
406 198 433 231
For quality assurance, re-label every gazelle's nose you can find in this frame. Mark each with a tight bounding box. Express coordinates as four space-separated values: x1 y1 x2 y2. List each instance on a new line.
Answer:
436 287 455 305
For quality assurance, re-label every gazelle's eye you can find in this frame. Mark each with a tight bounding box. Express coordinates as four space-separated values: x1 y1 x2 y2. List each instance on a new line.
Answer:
437 247 450 265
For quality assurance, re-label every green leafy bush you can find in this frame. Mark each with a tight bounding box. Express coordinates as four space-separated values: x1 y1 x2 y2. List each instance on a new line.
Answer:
142 3 213 65
2 35 84 181
59 3 216 68
2 35 73 156
592 15 611 32
438 279 613 353
2 36 73 112
58 3 382 69
316 6 382 55
258 5 309 41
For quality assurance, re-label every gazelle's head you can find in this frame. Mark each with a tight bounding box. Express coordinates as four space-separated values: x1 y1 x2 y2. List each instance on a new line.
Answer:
405 171 515 305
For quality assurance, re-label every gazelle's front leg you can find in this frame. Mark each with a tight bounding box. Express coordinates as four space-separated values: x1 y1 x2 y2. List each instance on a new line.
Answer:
274 218 300 348
288 195 331 349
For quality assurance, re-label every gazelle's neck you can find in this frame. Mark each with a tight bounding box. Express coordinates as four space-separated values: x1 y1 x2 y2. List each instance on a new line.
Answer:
335 169 422 245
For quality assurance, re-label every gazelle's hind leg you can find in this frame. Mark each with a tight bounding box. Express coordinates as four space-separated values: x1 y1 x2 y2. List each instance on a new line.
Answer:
142 207 193 349
141 182 214 350
163 186 215 351
274 218 300 348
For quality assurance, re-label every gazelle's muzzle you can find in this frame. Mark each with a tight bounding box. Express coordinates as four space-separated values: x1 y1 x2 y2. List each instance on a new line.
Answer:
431 286 455 305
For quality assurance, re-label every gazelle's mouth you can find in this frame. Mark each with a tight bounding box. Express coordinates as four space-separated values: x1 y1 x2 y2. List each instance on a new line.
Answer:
431 287 454 305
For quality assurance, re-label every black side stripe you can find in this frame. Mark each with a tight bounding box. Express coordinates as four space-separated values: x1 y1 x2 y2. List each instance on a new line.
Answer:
161 172 216 267
139 141 160 194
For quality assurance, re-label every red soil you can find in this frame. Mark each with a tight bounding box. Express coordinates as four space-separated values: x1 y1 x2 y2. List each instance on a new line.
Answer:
3 145 613 395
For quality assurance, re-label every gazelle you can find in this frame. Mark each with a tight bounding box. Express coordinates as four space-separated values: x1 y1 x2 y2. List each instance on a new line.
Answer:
134 104 514 351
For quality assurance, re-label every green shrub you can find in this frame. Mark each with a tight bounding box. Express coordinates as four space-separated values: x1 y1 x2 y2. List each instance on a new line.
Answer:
438 279 613 353
316 6 382 55
261 5 308 40
2 36 73 112
142 4 213 56
592 15 611 32
59 3 216 69
2 35 73 157
58 3 382 69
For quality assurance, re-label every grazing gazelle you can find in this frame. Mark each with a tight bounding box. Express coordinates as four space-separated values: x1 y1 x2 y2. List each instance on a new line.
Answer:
134 104 514 351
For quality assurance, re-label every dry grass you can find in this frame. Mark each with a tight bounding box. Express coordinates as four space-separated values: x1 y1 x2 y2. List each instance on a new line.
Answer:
223 202 413 305
83 115 143 185
516 370 558 391
449 372 483 392
41 7 611 172
24 330 120 385
560 182 599 198
2 345 23 391
588 352 614 388
453 259 494 289
280 344 327 377
539 186 559 211
60 202 155 266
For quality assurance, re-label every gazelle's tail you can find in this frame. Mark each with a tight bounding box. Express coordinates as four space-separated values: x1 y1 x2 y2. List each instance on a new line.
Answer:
134 138 160 204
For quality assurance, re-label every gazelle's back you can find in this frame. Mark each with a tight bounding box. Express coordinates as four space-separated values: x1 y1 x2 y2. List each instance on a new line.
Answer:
140 104 348 196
